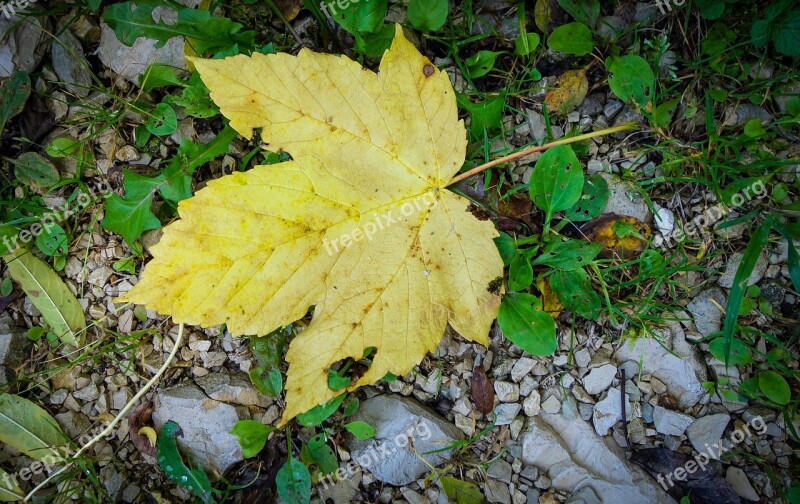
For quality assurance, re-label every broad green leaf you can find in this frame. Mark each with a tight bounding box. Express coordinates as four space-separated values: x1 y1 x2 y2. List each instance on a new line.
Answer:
164 72 218 118
177 125 239 173
550 268 601 319
35 223 68 257
14 153 60 190
145 103 178 136
296 393 346 428
508 253 533 291
458 92 506 139
329 0 387 34
408 0 448 31
606 55 654 110
101 171 163 247
708 338 752 366
344 420 376 440
515 33 541 56
343 397 360 417
440 476 484 504
564 173 608 222
772 9 800 57
103 2 255 52
529 145 583 222
494 232 517 266
532 239 603 270
231 420 276 458
557 0 599 28
300 433 338 482
759 371 791 405
695 0 725 19
157 421 214 503
276 457 311 504
0 467 24 502
139 64 184 92
3 249 85 346
45 137 81 158
0 393 67 463
465 50 503 79
498 293 557 356
0 72 31 136
743 119 767 137
354 23 395 57
547 22 594 56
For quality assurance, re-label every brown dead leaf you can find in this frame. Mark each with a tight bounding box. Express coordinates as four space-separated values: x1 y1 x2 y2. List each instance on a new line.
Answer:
470 363 495 415
128 402 156 457
545 68 589 115
274 0 303 21
581 213 651 258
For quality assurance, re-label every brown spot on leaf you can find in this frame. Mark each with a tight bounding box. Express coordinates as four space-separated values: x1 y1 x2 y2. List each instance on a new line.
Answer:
487 277 503 295
423 64 435 77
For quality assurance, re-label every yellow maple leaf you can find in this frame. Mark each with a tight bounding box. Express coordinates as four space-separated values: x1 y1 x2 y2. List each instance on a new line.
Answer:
119 25 503 424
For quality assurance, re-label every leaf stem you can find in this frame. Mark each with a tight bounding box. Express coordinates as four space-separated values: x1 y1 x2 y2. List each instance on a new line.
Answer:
24 324 185 501
447 122 640 187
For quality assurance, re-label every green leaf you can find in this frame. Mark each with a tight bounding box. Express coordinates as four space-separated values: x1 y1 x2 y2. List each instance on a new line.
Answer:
0 277 11 297
550 268 601 319
772 9 800 57
743 119 767 137
296 393 346 427
3 249 85 346
0 393 67 463
759 371 791 405
354 23 395 57
113 257 137 274
557 0 599 28
251 368 283 396
751 19 771 48
497 293 557 356
708 338 752 366
300 433 338 482
508 253 533 291
165 73 218 118
157 421 215 503
329 0 387 34
231 420 276 458
721 223 769 366
532 239 603 270
13 153 60 190
103 2 255 52
564 173 609 222
407 0 448 31
547 22 594 56
343 396 360 417
0 467 24 502
177 125 238 173
101 171 163 247
139 64 184 92
145 103 178 136
703 23 736 55
606 55 654 109
515 33 541 56
695 0 726 19
529 144 583 222
0 71 31 136
494 232 517 265
276 456 311 504
440 476 484 504
458 92 506 139
654 98 680 129
344 421 376 440
35 223 68 257
465 50 503 79
46 137 82 158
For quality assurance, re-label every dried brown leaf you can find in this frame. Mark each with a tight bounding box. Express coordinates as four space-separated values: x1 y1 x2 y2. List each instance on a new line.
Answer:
470 363 495 415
